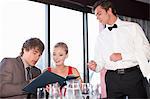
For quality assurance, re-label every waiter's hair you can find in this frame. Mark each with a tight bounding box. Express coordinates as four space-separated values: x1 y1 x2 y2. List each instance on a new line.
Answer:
92 0 117 16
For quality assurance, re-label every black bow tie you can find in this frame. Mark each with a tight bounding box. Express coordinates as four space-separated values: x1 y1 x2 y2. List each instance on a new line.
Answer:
108 24 117 31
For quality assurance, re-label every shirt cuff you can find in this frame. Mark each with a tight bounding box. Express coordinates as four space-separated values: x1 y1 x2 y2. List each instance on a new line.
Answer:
95 64 101 73
146 73 150 82
121 53 127 61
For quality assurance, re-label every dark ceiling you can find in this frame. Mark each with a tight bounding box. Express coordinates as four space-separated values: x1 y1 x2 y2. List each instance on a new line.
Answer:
31 0 150 21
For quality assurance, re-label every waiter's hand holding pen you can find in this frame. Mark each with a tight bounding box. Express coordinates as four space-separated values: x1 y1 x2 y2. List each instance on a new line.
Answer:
88 60 97 71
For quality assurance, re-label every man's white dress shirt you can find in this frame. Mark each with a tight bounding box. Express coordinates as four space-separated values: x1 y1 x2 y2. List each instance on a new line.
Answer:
94 17 150 78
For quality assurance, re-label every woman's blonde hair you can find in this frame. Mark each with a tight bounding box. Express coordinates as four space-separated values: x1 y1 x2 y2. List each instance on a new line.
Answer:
54 42 68 54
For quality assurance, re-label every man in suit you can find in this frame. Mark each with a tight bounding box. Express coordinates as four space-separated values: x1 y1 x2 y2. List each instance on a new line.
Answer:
0 37 45 99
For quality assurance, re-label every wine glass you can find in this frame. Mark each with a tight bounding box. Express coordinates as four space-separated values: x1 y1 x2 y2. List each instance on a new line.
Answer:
81 83 93 99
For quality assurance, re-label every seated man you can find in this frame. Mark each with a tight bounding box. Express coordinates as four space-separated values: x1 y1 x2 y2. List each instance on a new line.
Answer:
0 37 45 99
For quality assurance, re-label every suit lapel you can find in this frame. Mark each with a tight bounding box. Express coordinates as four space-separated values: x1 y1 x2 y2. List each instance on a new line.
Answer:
16 56 26 80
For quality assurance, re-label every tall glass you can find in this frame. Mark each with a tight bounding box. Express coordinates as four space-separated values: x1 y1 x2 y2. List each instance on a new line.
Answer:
92 84 101 99
65 79 82 99
48 83 61 99
37 88 46 99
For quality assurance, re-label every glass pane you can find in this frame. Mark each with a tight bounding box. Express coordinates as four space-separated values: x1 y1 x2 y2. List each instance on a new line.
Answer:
50 5 83 79
88 13 104 85
0 0 47 70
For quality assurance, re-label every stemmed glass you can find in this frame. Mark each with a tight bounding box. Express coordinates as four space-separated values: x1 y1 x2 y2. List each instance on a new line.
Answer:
81 83 93 99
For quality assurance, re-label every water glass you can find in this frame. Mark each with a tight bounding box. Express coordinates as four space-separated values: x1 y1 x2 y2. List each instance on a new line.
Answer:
65 80 82 99
92 84 101 99
48 83 61 99
37 88 46 99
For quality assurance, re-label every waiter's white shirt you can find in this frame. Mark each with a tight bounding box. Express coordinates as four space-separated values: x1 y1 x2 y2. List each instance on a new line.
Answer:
95 17 150 77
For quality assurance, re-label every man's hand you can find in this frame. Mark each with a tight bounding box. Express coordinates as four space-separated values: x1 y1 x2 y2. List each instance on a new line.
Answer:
88 60 97 71
30 66 41 78
110 53 122 62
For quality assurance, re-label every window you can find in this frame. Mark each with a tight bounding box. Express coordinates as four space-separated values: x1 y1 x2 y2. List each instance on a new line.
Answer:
50 5 84 79
0 0 47 70
88 13 105 85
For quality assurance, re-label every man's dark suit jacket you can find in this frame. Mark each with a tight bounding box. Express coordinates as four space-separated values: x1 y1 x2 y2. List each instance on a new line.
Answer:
0 56 41 99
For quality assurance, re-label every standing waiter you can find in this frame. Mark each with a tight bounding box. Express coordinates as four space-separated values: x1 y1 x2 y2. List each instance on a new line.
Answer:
88 0 150 98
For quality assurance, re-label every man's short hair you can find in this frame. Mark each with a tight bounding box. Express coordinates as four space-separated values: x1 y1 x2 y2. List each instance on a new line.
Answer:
20 38 44 56
92 0 117 15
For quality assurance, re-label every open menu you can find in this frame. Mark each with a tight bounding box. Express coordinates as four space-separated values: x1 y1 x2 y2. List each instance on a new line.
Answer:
23 70 79 94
